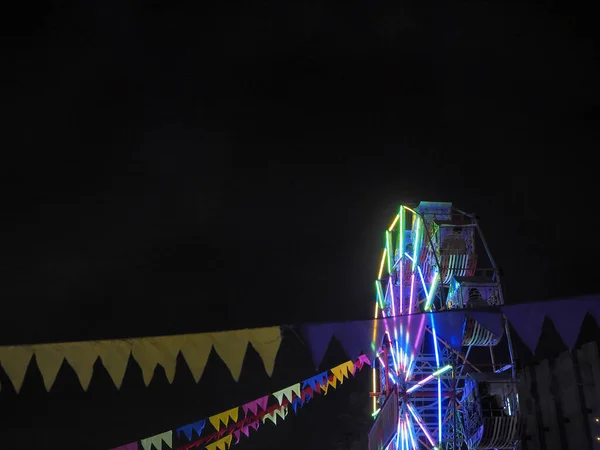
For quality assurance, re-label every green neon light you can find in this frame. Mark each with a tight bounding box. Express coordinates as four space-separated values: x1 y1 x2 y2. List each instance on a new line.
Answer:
372 408 381 417
385 230 392 274
375 280 385 309
424 271 440 311
432 364 452 376
412 215 421 271
398 206 404 258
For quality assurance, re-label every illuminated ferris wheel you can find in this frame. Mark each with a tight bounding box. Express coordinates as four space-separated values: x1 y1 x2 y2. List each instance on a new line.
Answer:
368 202 522 450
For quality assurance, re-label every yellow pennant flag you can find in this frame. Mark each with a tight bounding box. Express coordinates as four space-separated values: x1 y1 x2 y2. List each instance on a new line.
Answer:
205 434 232 450
211 330 249 382
0 345 33 393
248 327 282 377
180 334 212 383
154 335 185 384
97 340 132 389
209 407 239 431
34 344 66 391
273 383 301 405
140 430 172 450
62 342 99 391
331 360 354 385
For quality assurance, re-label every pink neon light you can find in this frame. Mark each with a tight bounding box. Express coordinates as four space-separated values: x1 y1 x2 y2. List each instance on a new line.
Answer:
408 274 415 314
407 403 435 447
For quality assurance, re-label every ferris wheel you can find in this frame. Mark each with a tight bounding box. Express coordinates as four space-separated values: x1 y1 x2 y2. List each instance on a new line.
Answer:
369 202 522 450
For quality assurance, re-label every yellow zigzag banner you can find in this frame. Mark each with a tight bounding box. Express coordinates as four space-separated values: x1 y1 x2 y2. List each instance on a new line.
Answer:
0 327 281 392
209 407 239 432
205 435 232 450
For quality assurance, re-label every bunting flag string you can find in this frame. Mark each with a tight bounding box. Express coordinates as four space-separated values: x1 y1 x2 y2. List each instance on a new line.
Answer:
0 327 282 392
173 356 370 450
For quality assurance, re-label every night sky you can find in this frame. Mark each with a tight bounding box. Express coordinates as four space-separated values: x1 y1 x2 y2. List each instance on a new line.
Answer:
1 1 598 449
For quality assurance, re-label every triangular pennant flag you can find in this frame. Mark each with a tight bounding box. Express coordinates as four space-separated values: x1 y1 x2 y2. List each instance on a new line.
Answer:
140 431 172 450
209 407 239 431
0 345 33 393
273 383 301 405
429 311 465 351
240 424 251 437
292 395 304 413
211 330 249 381
301 387 313 403
503 303 546 353
323 375 337 393
62 341 99 391
97 340 132 389
301 371 328 391
110 443 137 450
256 395 268 412
545 300 588 350
301 323 337 369
354 354 372 371
335 320 374 361
262 406 288 424
233 430 241 445
176 419 206 441
205 435 232 450
154 335 185 384
248 327 282 377
132 338 162 386
242 400 259 417
331 360 354 384
248 420 260 431
33 344 65 391
180 334 212 383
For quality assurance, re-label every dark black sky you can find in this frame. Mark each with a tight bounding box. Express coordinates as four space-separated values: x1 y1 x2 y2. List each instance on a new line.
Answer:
1 0 599 449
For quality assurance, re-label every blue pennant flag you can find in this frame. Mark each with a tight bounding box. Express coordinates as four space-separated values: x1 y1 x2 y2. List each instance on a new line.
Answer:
301 371 328 391
176 419 206 441
292 396 304 413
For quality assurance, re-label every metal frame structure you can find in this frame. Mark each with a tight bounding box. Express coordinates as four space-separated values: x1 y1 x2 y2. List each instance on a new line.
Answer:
369 202 521 450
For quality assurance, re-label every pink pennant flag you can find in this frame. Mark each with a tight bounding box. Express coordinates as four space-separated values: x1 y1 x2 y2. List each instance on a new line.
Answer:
233 430 241 445
242 400 259 417
241 425 251 437
354 354 371 370
256 395 268 411
249 420 260 431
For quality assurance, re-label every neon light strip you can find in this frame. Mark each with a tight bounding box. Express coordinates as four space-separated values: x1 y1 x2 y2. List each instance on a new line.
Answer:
412 216 420 271
404 252 413 261
407 403 436 447
396 417 401 449
386 230 393 274
378 248 387 279
372 368 377 414
417 266 429 299
406 365 451 393
424 271 439 311
408 274 415 314
388 213 400 232
376 281 385 309
399 259 404 314
389 277 396 317
430 315 442 445
406 413 417 450
433 365 452 376
399 206 404 258
372 408 380 417
404 206 417 215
